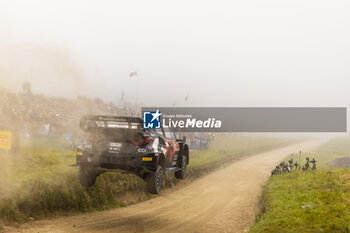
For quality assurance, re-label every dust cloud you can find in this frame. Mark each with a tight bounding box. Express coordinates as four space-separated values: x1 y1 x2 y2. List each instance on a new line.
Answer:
0 41 84 97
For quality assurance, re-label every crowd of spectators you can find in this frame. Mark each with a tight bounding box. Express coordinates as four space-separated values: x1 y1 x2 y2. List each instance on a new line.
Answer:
0 85 139 144
0 84 214 150
188 132 214 150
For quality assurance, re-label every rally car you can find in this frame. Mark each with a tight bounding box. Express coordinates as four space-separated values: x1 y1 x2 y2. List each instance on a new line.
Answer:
75 115 189 194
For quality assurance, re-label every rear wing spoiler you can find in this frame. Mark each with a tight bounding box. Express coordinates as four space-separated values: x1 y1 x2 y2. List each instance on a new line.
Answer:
80 115 143 132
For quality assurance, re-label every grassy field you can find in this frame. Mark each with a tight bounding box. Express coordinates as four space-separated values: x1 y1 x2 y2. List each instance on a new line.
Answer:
250 137 350 233
0 135 295 225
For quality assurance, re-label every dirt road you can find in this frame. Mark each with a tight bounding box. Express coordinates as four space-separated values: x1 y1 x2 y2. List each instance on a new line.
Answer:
5 141 322 233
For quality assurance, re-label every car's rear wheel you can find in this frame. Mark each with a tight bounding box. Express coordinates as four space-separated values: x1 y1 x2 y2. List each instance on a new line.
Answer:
79 165 97 187
146 165 163 194
175 156 187 179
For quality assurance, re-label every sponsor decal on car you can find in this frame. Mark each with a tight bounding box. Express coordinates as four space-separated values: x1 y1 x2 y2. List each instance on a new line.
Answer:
76 151 83 156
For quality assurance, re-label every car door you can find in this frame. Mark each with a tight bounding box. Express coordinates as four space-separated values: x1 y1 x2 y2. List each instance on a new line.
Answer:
163 128 181 167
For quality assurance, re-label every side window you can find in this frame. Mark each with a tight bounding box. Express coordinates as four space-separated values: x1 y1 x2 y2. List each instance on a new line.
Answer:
172 131 178 140
155 128 164 136
164 128 176 140
145 129 164 138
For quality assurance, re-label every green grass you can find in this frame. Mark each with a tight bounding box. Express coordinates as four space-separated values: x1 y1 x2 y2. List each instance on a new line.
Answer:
317 138 350 156
0 135 295 224
314 137 350 168
250 137 350 233
189 136 294 168
250 169 350 233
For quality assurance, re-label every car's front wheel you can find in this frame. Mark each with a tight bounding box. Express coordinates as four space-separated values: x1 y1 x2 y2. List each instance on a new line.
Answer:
79 165 98 187
146 165 163 194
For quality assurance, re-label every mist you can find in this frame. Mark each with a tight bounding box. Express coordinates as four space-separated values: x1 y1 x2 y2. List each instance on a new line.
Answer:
0 0 349 108
1 2 350 229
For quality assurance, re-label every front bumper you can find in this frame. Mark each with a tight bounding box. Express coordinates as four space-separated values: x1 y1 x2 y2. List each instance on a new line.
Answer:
76 150 157 173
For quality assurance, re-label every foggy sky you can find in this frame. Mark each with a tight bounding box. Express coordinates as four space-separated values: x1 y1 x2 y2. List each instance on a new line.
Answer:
0 0 349 108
